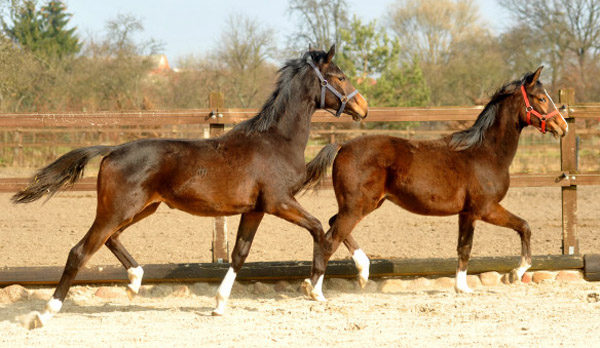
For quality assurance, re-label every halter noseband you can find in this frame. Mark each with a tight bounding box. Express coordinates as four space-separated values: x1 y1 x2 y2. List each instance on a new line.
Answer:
520 85 559 134
307 59 359 117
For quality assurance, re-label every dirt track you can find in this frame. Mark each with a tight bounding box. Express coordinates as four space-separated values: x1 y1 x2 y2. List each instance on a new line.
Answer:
1 186 599 268
1 186 599 346
2 279 600 347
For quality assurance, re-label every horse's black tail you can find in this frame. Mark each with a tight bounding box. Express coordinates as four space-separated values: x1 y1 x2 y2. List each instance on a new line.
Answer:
301 143 341 193
11 145 115 204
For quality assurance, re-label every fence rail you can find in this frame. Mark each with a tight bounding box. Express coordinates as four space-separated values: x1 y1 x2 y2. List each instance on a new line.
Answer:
1 98 600 264
1 105 598 128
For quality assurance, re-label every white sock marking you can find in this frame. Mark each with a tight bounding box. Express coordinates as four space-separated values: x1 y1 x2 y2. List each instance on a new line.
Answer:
455 270 472 293
516 264 531 279
213 267 237 315
352 249 370 285
127 266 144 294
37 298 63 325
312 274 326 301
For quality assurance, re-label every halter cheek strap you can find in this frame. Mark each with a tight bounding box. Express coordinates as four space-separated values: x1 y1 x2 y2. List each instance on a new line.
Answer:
307 59 360 117
520 85 559 134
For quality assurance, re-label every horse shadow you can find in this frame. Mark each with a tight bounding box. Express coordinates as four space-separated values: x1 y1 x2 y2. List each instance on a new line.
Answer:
0 298 216 326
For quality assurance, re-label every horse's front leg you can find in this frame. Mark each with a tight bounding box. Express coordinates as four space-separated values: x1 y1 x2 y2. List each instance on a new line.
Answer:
482 203 532 282
302 210 365 300
212 211 264 316
455 213 476 293
265 198 328 301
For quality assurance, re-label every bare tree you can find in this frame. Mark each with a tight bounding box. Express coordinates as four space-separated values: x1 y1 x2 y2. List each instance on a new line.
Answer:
287 0 350 51
500 0 600 100
215 13 277 108
79 14 163 110
385 0 506 106
387 0 484 65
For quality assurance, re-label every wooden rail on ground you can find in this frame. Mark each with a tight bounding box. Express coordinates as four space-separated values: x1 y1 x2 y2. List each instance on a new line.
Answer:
1 93 599 265
0 254 591 286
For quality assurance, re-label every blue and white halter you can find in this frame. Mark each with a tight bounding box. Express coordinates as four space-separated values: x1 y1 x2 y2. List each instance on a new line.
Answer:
307 59 360 117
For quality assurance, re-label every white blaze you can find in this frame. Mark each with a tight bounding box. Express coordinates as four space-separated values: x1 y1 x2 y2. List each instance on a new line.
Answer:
544 89 568 132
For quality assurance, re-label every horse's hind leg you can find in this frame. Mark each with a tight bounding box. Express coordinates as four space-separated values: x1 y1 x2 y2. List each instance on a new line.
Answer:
29 219 121 329
309 210 364 293
482 203 532 282
212 211 264 316
455 213 476 293
105 237 143 299
105 202 161 298
343 235 370 288
331 214 370 288
29 190 154 329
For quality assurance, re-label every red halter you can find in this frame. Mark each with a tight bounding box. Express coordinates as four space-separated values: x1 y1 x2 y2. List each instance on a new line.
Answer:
520 85 559 134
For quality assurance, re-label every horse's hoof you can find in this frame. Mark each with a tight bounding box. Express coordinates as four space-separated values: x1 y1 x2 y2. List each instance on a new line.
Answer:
301 279 313 297
312 292 327 302
211 309 224 316
126 287 137 300
301 279 327 302
508 269 521 283
455 285 473 294
358 274 369 289
20 311 44 330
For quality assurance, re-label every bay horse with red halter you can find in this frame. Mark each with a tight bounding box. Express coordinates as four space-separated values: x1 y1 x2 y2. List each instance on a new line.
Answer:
11 45 368 329
300 66 568 300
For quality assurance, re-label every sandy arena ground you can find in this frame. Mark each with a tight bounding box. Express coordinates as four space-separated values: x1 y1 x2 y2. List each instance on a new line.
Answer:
1 186 599 267
2 280 600 347
1 186 599 346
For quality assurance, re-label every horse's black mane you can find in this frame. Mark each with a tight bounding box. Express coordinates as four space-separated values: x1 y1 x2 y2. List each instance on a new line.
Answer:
233 50 328 133
449 71 537 151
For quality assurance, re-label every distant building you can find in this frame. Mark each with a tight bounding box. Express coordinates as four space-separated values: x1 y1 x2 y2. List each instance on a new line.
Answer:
148 54 172 75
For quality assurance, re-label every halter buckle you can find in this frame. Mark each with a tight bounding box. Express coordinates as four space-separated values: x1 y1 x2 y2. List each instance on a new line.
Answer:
341 96 348 103
525 106 533 112
321 80 328 86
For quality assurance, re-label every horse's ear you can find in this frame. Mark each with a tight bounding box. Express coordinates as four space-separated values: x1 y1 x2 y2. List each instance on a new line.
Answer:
325 44 336 63
526 66 544 87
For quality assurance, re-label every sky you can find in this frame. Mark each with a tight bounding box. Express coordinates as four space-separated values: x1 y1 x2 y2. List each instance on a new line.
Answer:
65 0 510 68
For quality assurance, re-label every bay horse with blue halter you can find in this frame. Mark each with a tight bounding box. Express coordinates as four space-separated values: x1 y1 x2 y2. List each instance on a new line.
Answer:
11 45 368 329
300 66 568 299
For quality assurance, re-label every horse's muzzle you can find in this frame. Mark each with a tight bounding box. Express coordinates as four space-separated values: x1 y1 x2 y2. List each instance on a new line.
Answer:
349 93 369 121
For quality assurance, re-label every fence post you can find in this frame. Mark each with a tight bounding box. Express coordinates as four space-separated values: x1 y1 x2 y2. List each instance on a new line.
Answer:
329 125 335 144
209 91 229 263
14 130 23 166
559 88 578 255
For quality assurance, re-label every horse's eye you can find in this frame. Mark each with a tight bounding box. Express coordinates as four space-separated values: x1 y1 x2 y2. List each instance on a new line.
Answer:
539 97 546 102
339 76 345 82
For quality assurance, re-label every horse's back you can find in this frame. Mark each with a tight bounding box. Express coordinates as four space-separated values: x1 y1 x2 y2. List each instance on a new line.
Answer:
97 138 261 216
335 135 470 216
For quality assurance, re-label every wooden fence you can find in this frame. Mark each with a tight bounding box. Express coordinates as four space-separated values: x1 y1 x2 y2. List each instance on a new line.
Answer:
1 91 600 269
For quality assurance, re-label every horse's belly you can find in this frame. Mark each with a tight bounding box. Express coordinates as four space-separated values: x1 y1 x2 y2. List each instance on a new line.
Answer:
387 186 465 216
161 176 259 216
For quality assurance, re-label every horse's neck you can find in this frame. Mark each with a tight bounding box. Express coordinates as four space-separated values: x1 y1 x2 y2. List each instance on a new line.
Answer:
272 88 316 150
479 99 523 168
